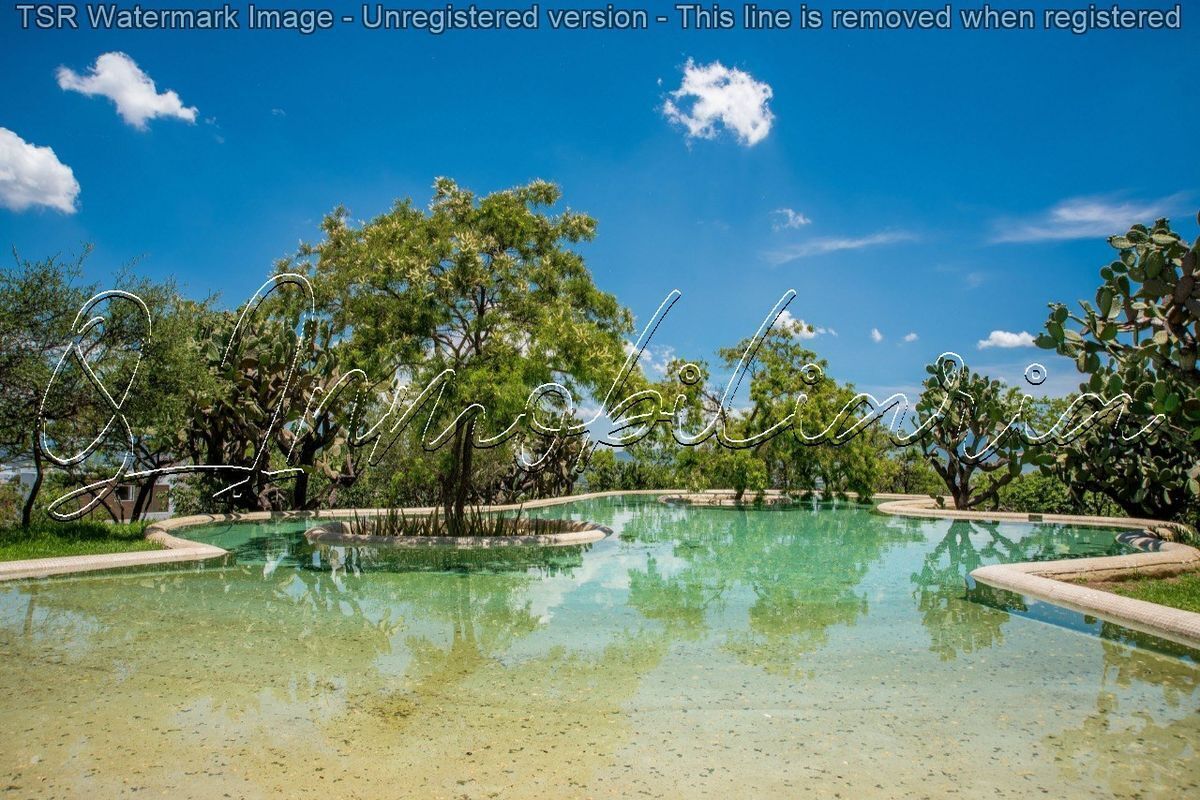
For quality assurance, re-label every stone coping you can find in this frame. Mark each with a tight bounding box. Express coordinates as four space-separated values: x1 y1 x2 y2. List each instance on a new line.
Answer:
874 494 1179 533
970 553 1200 650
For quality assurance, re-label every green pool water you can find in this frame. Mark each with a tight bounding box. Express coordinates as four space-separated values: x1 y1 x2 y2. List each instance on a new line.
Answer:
1 498 1197 798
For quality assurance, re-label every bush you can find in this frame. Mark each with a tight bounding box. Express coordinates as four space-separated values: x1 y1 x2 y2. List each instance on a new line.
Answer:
995 472 1124 517
582 448 677 492
876 450 944 496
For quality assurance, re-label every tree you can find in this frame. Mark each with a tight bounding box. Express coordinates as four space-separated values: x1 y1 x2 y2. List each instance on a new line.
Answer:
0 252 97 526
286 179 633 530
913 359 1026 510
708 448 767 501
0 253 236 524
581 448 623 492
104 272 216 520
596 356 713 492
878 447 943 496
178 303 362 512
1036 213 1200 523
717 319 885 499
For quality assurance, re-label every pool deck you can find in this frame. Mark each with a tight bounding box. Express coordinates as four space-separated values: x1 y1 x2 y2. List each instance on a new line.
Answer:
3 490 1199 648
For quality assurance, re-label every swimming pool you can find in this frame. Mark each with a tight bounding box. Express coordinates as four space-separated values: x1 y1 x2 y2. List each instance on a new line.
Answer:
1 497 1197 797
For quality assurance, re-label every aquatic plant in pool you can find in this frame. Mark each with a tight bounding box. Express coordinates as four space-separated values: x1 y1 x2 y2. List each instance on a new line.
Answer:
334 505 594 537
1 498 1197 798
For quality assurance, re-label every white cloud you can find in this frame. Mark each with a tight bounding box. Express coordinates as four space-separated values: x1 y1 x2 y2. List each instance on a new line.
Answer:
870 328 884 343
57 52 197 130
771 208 811 230
765 230 916 265
623 340 676 377
776 309 834 339
991 194 1186 243
978 330 1036 349
903 332 919 342
662 59 774 147
0 128 80 213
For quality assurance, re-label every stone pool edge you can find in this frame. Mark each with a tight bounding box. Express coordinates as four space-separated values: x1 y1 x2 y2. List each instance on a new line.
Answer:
877 496 1200 649
0 490 673 582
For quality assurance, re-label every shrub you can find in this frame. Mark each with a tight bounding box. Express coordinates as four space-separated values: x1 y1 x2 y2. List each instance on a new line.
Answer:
995 472 1124 517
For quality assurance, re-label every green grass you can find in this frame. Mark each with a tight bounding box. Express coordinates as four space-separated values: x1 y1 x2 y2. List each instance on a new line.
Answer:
0 520 160 561
1112 573 1200 614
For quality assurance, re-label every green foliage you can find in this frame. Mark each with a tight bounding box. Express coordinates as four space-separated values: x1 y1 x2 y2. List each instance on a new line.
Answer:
2 179 639 523
0 253 217 524
1037 214 1200 523
287 179 634 528
0 251 97 525
995 472 1123 517
705 448 768 501
581 448 623 492
168 473 230 516
601 356 712 492
716 321 885 499
18 192 1195 528
106 272 216 519
914 360 1027 510
582 447 677 492
877 448 944 496
174 298 365 512
0 480 21 527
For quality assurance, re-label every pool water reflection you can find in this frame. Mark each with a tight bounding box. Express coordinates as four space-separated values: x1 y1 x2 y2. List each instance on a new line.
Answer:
1 498 1196 798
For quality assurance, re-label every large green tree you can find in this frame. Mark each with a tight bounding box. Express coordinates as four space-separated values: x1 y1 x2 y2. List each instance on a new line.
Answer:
286 179 633 529
1036 213 1200 522
0 256 232 523
0 252 96 525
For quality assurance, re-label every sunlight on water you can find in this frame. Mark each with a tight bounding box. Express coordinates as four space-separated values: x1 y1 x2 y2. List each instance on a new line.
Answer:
1 498 1197 798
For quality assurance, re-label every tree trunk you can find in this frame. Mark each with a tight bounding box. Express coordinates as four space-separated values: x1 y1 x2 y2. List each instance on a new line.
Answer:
20 440 43 528
953 486 971 510
452 419 476 534
130 478 155 522
292 464 311 510
442 426 462 530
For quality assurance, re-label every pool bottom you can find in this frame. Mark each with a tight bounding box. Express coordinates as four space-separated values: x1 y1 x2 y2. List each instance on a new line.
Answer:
1 499 1196 798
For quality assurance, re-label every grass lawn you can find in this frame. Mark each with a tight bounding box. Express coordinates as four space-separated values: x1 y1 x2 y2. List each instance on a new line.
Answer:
0 520 160 562
1109 573 1200 615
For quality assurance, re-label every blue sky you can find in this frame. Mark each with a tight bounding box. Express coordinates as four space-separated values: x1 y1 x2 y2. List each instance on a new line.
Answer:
2 7 1197 402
